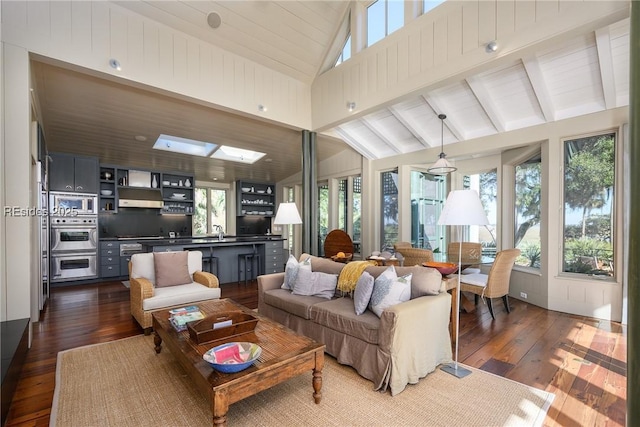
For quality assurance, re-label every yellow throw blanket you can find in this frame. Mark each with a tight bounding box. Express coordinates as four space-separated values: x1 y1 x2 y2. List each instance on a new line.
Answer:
337 261 377 292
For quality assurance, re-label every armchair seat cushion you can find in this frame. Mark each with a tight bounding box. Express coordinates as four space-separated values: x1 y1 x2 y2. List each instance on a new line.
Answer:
142 282 221 311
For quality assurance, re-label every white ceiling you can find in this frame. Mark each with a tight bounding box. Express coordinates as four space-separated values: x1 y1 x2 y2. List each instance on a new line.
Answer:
31 1 630 183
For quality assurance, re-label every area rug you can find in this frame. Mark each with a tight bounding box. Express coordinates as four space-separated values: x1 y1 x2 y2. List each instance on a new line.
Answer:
51 335 554 427
121 280 130 288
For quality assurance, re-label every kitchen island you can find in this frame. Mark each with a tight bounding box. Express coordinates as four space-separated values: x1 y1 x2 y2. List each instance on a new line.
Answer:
140 236 287 284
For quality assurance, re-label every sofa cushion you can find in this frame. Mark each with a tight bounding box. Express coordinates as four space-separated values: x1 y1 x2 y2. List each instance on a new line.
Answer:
353 272 375 315
365 265 442 298
310 297 380 345
141 282 221 311
263 288 328 319
292 269 338 299
282 255 311 290
154 251 192 287
369 267 412 317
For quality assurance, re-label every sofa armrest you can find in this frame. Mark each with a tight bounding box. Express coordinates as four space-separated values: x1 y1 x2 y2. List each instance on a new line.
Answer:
194 271 219 288
379 292 453 395
257 272 285 293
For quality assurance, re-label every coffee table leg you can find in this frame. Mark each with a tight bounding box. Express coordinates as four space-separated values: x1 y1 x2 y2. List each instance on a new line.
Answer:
213 390 229 426
312 352 324 404
154 332 162 354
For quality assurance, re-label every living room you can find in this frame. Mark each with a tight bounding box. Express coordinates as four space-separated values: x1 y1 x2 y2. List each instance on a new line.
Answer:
1 0 635 425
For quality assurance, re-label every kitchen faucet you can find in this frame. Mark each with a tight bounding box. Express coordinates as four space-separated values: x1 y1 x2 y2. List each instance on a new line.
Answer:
213 225 224 240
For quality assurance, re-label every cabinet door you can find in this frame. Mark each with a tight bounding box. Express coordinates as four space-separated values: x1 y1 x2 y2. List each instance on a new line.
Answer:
74 157 98 193
49 153 76 192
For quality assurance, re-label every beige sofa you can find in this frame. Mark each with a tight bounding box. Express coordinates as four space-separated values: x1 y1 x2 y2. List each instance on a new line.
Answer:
258 254 453 396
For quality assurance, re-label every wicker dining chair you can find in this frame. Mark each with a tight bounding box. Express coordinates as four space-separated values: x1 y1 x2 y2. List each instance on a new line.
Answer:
393 241 412 251
448 242 482 274
394 247 434 267
459 248 521 319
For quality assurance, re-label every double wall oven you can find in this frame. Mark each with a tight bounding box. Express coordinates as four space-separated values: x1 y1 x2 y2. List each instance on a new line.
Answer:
50 192 98 282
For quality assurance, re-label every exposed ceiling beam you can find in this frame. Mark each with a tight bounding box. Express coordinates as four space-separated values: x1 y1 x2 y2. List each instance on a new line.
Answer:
422 94 464 142
466 75 506 133
595 27 617 109
387 106 431 148
334 126 377 160
522 56 556 122
360 116 403 155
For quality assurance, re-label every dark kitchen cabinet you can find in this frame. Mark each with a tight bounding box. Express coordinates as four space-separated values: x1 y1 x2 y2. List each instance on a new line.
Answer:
49 152 98 193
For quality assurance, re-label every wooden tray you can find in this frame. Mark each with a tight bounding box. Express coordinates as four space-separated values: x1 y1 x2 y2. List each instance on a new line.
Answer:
187 312 258 344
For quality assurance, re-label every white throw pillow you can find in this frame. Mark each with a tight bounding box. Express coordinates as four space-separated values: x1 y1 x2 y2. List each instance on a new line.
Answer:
292 268 338 299
369 266 412 317
353 272 375 315
281 255 311 290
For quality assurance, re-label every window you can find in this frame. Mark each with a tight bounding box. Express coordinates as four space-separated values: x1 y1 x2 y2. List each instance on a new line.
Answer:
193 187 227 235
338 179 348 231
423 0 445 14
335 35 351 66
515 155 541 268
381 169 399 249
367 0 404 47
562 133 615 277
353 176 362 255
411 171 446 251
464 171 497 256
317 183 329 255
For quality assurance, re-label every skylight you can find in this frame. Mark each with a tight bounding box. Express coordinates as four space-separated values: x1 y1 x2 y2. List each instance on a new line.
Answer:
153 134 217 157
210 145 266 164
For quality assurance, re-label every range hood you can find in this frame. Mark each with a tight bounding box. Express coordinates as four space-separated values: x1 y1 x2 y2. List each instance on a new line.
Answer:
118 188 164 208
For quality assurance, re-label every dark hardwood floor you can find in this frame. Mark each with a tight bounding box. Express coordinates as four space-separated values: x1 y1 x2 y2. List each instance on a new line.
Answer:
4 280 626 426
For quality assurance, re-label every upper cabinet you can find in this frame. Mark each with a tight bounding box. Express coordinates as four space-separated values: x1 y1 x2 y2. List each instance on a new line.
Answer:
49 152 98 193
236 180 275 217
160 172 194 215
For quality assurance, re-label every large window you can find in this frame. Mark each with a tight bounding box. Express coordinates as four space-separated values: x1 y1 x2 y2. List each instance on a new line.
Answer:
367 0 404 47
562 133 615 277
515 155 542 268
423 0 445 14
193 187 227 235
338 179 348 231
353 176 362 254
317 183 329 255
335 34 351 66
410 171 446 251
464 171 497 255
381 169 399 249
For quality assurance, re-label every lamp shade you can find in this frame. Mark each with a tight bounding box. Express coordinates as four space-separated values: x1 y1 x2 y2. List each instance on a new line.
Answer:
438 190 489 226
427 156 457 175
273 202 302 225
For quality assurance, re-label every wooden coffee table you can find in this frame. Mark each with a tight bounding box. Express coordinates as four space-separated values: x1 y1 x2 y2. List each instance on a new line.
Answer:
152 299 325 426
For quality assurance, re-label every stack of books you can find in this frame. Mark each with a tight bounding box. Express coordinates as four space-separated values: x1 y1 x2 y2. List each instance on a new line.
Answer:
169 305 205 332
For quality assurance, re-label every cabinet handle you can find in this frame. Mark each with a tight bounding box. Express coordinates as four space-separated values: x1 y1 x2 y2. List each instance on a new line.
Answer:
66 185 73 189
76 186 83 190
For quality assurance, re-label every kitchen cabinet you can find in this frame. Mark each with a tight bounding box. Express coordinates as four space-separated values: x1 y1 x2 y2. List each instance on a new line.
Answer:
236 180 275 217
160 173 194 215
99 166 116 212
49 152 98 193
264 240 286 274
99 241 120 278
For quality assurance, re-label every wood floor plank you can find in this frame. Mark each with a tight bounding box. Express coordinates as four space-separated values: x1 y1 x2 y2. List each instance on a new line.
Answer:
3 280 626 427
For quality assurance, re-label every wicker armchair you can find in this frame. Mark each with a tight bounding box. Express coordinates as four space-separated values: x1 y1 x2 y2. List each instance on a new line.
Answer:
395 247 434 267
448 242 482 274
459 248 521 319
129 251 221 333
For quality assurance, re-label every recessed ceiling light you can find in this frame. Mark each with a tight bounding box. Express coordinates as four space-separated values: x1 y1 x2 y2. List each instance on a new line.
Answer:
258 104 267 112
207 12 222 29
265 158 273 163
109 58 121 71
134 135 147 142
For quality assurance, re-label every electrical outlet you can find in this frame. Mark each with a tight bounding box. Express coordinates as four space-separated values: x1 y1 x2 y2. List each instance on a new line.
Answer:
520 292 528 299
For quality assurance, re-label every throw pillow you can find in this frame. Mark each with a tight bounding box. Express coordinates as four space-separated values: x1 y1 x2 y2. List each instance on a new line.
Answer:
281 255 311 290
153 251 192 288
353 271 375 315
292 269 338 299
369 266 412 317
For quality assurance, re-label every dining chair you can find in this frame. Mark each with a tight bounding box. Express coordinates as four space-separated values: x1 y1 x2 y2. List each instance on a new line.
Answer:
323 229 354 258
393 241 412 251
394 247 434 267
458 248 521 319
448 242 483 274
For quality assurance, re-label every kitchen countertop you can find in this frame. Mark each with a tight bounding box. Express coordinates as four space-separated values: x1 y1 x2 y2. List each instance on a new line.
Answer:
100 235 285 243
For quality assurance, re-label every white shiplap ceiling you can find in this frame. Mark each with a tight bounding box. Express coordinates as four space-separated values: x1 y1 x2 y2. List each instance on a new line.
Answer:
32 1 630 183
333 17 630 160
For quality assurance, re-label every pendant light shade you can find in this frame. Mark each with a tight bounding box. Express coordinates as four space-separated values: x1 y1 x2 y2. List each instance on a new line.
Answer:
427 114 457 175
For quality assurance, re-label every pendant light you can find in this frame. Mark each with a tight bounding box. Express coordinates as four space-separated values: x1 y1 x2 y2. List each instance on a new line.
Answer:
427 114 457 175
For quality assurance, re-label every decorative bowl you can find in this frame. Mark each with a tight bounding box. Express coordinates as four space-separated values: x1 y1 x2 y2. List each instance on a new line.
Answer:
203 342 262 373
241 187 251 192
423 261 458 276
331 253 353 263
162 180 170 186
100 190 113 196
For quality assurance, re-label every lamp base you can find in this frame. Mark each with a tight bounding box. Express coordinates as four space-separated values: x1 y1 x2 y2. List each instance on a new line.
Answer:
440 363 472 378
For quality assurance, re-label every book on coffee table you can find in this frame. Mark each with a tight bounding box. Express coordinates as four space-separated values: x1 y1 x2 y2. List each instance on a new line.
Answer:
170 310 205 332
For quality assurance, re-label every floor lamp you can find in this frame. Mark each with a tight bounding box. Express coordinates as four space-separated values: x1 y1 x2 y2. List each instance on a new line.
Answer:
273 202 302 243
438 189 489 378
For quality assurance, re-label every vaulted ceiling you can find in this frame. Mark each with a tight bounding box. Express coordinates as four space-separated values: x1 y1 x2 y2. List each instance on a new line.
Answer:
32 1 630 183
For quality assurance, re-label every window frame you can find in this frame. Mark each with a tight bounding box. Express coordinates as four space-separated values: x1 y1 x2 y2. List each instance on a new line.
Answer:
192 184 228 235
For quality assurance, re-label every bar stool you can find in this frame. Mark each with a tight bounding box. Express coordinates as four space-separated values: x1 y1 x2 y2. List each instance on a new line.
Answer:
237 246 261 285
209 256 219 276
